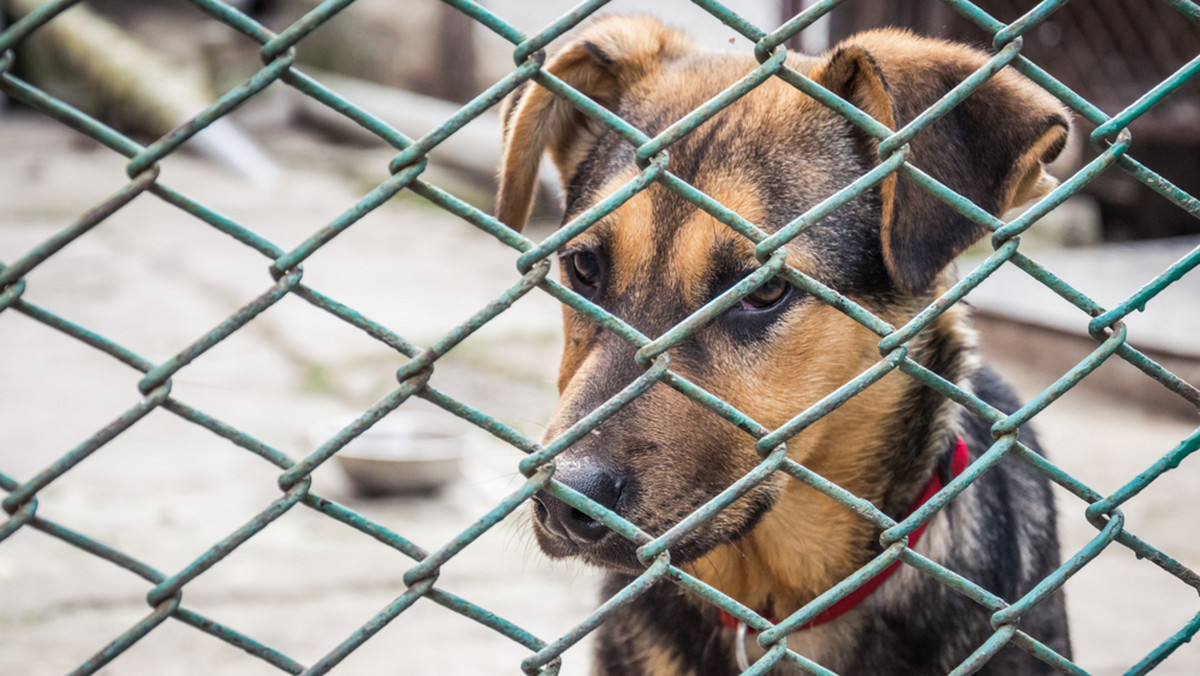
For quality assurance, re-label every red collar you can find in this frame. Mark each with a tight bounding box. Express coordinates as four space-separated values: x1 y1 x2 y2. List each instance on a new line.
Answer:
718 435 969 633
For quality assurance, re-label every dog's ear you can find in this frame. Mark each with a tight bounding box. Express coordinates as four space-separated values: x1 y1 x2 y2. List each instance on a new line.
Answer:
496 15 694 232
812 29 1070 294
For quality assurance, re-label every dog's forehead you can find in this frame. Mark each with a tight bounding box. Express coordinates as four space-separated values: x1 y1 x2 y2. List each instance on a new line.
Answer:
564 53 853 211
562 52 879 298
569 169 789 302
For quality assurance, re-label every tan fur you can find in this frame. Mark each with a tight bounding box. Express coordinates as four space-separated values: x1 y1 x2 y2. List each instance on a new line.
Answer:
664 174 766 303
608 182 660 297
1006 127 1067 209
497 16 695 231
681 303 921 616
634 640 690 676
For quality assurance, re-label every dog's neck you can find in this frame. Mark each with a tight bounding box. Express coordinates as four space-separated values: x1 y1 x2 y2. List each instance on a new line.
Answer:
680 306 976 621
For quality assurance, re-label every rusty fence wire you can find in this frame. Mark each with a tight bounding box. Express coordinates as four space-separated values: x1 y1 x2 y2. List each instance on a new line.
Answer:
2 0 1200 674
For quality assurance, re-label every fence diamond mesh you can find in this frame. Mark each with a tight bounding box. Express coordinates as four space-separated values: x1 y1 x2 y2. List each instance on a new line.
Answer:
1 0 1199 674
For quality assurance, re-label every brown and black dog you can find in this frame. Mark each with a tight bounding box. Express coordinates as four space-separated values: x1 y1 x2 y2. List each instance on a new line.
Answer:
496 15 1072 675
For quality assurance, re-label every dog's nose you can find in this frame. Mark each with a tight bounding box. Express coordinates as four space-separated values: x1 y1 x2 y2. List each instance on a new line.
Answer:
533 461 624 544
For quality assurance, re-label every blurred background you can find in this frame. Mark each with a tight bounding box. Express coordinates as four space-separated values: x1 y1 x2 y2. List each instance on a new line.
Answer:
1 1 1197 674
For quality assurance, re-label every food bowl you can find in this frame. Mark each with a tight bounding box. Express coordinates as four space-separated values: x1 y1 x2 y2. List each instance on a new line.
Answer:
310 413 465 495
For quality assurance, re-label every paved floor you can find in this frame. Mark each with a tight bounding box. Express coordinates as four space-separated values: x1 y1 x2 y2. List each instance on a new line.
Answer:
1 112 1197 675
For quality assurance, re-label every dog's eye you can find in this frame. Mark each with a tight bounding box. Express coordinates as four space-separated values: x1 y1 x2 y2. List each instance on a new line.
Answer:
565 250 602 295
740 276 789 310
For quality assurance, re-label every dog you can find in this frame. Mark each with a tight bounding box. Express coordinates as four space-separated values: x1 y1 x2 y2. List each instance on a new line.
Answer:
495 15 1072 675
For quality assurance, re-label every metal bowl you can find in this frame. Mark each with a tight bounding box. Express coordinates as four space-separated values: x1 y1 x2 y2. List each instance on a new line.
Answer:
310 413 464 495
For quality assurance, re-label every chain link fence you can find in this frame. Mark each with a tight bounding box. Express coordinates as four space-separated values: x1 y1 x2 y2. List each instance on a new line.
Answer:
2 0 1199 674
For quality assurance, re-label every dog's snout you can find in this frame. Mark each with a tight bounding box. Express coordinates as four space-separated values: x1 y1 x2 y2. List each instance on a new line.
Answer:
533 461 624 544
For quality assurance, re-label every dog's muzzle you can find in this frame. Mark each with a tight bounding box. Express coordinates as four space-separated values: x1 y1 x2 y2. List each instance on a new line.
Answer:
532 458 625 546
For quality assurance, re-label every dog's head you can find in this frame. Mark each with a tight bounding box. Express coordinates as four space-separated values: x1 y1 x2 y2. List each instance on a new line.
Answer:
497 16 1067 582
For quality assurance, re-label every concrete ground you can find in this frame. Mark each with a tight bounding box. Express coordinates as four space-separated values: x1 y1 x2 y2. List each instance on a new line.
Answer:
1 109 1197 676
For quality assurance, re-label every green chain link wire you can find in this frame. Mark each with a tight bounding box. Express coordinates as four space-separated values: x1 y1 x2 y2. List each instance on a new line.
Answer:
2 0 1199 674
